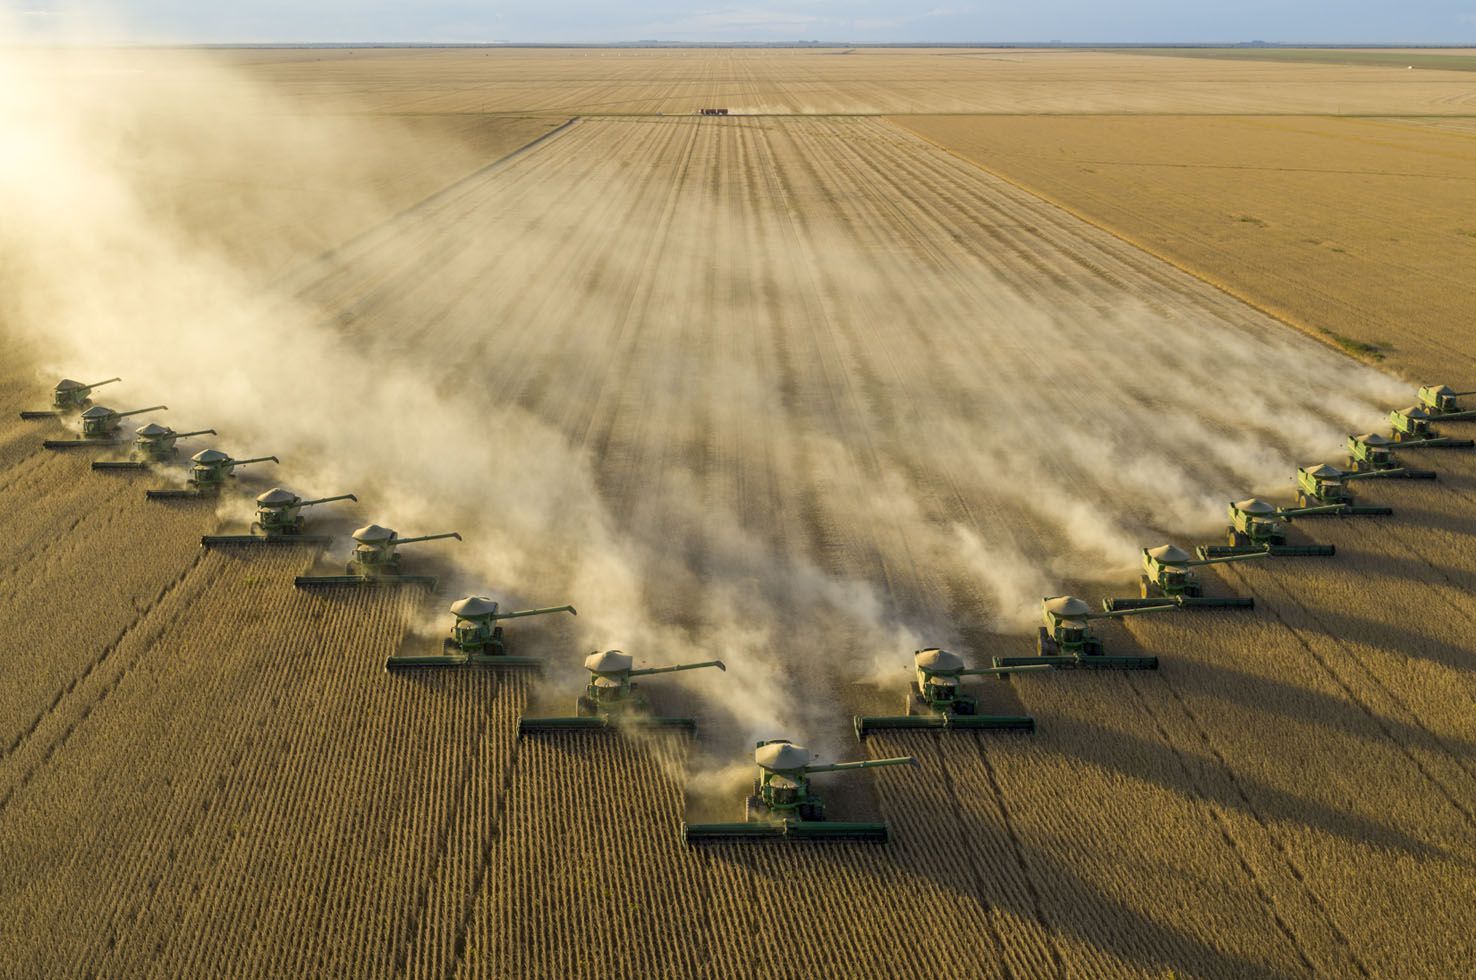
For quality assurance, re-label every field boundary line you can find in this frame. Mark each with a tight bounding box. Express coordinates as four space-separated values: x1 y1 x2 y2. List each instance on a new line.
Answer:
884 117 1400 376
272 116 582 295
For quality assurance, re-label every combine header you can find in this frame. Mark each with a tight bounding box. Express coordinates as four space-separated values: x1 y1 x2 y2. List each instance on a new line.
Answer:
519 651 725 733
202 487 357 546
92 423 216 471
683 739 915 843
1388 405 1474 448
147 449 278 499
1295 463 1395 515
1417 384 1476 418
993 596 1174 671
1346 433 1435 479
20 377 121 419
1200 498 1339 558
853 648 1048 737
294 524 460 588
385 596 576 670
43 404 166 449
1105 544 1266 611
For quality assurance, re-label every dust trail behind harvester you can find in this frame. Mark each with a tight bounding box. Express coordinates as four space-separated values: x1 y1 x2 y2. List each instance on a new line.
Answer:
0 33 1406 757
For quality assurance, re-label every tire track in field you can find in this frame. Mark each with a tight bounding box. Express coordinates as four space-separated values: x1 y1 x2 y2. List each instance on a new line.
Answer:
1120 671 1357 977
1242 568 1476 826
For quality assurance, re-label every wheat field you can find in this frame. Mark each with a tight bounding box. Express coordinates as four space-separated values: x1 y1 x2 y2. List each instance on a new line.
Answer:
1 47 1474 978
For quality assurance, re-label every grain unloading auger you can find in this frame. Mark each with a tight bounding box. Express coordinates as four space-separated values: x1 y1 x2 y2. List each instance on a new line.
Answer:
1387 405 1475 448
147 449 279 499
993 596 1174 671
201 488 358 546
20 377 121 419
1345 433 1436 479
1105 544 1267 611
294 524 461 589
1417 384 1476 418
1198 498 1340 559
683 740 916 844
1294 463 1396 515
385 596 576 670
91 423 217 470
518 651 725 733
43 405 166 449
853 648 1049 738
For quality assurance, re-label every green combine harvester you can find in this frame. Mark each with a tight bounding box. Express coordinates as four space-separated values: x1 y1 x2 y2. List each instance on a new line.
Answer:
1104 544 1267 611
43 404 167 449
1345 433 1435 480
201 487 358 546
385 595 576 670
683 739 916 843
519 650 726 733
1387 405 1474 448
1294 463 1395 515
1417 384 1476 418
853 648 1048 737
993 595 1174 671
91 422 217 471
20 377 121 419
294 523 461 588
1199 498 1339 558
147 448 279 499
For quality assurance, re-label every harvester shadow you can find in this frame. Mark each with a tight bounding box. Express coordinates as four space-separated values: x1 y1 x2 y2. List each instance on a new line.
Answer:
698 745 1284 979
1171 657 1476 762
1061 714 1447 862
1275 599 1476 674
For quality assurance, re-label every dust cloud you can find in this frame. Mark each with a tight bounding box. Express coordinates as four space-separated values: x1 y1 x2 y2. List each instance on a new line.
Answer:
0 21 1408 762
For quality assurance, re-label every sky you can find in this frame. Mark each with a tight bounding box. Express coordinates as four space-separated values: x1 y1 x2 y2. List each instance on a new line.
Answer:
8 1 1476 45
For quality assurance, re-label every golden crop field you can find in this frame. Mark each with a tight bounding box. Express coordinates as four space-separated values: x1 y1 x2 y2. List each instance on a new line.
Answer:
2 45 1475 978
896 113 1476 380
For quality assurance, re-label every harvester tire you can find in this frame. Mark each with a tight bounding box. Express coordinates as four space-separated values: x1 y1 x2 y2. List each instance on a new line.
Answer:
1139 576 1152 599
744 795 762 822
576 696 598 718
953 698 976 716
799 802 823 822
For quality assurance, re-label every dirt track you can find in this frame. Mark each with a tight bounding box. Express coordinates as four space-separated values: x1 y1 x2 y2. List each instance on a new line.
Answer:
2 50 1476 979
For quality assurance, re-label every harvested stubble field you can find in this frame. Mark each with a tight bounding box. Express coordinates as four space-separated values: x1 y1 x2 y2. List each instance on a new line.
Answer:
895 112 1476 380
2 46 1475 979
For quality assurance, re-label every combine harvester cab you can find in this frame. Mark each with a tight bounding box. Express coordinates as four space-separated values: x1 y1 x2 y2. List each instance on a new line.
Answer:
854 648 1048 738
92 423 216 471
1295 463 1396 516
43 404 166 449
1200 498 1338 559
385 596 576 670
294 524 460 589
1388 405 1475 449
1417 384 1476 419
518 650 725 733
1105 544 1266 611
20 376 121 419
683 739 915 844
202 487 357 546
1345 433 1436 480
147 448 278 499
993 596 1172 671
